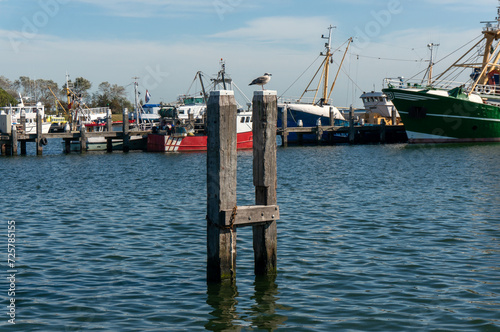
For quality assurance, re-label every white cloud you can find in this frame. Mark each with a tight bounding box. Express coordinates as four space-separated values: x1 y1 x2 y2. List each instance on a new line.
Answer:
422 0 497 12
210 16 335 45
71 0 255 18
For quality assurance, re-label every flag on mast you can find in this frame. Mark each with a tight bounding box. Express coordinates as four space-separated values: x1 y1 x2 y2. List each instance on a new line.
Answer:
145 90 151 103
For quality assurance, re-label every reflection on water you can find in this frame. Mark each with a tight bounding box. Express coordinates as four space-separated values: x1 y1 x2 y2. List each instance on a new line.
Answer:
206 276 287 331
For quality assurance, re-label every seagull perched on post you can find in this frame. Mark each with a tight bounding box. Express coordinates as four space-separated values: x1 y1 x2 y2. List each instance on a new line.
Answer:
249 73 272 90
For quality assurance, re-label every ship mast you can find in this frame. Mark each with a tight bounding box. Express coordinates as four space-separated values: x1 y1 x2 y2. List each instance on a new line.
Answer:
321 25 335 104
423 43 439 86
132 77 140 128
432 1 500 95
466 2 500 94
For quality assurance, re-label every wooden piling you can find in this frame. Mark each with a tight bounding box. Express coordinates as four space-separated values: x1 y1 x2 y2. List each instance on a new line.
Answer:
122 108 130 153
206 90 280 282
36 112 43 155
391 108 397 126
252 91 278 276
206 90 238 283
106 139 113 152
316 125 323 145
64 139 71 154
80 124 87 152
281 105 288 147
20 112 26 133
328 107 335 143
348 106 355 144
106 109 113 132
11 125 17 156
380 119 386 144
106 109 113 152
20 140 26 155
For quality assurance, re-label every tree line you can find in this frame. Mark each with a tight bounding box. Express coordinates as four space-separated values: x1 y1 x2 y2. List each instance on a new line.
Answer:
0 76 133 114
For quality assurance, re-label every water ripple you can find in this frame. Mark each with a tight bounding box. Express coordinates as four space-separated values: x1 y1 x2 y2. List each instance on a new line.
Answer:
1 144 499 330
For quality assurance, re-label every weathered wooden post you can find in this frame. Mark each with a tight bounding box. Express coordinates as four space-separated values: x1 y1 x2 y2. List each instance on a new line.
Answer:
20 111 26 133
36 112 43 155
316 123 322 145
11 125 18 156
106 109 113 132
106 109 113 152
391 108 397 126
252 91 278 276
328 106 335 144
206 90 280 283
64 139 71 154
207 90 238 283
380 119 386 143
80 124 87 152
281 105 288 148
348 106 355 144
122 108 130 152
329 107 335 126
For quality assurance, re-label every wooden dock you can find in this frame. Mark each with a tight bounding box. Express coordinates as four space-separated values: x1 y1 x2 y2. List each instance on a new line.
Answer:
0 110 149 155
278 107 408 146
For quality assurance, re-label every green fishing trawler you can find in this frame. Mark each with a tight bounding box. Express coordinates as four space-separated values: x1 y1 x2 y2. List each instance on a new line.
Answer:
383 3 500 143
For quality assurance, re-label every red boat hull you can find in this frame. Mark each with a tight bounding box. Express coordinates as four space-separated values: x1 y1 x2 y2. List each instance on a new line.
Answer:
147 131 253 152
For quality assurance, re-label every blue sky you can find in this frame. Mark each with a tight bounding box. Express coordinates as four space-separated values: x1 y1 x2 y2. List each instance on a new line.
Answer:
0 0 498 107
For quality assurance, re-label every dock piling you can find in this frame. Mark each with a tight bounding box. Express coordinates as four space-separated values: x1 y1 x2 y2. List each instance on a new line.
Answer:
380 119 386 143
281 105 288 147
122 108 130 153
80 124 87 152
36 112 43 155
11 125 17 156
252 91 278 276
106 109 113 132
63 139 71 154
206 90 280 283
349 106 355 144
207 91 238 283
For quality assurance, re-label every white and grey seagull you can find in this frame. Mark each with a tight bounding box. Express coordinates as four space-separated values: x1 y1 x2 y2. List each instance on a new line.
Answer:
249 73 272 90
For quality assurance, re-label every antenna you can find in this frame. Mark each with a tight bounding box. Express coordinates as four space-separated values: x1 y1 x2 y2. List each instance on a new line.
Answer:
320 25 336 55
422 43 440 85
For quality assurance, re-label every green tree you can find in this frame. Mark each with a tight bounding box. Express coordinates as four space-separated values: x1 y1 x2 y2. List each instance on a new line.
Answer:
92 81 133 113
68 77 92 103
34 79 59 112
0 87 18 107
0 76 17 99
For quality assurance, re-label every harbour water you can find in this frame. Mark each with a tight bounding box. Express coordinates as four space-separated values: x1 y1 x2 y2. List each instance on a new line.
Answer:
1 140 499 331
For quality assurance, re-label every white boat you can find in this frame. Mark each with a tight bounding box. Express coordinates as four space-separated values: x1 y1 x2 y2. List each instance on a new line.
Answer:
359 91 402 125
137 104 162 123
0 95 51 134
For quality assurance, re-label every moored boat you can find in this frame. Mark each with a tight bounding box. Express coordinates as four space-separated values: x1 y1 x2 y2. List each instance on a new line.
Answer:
277 26 351 144
0 95 51 134
148 61 253 152
382 3 500 143
360 91 402 125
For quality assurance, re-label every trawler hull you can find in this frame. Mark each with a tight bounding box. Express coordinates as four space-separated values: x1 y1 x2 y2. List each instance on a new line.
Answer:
147 131 253 152
277 103 348 144
383 88 500 143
